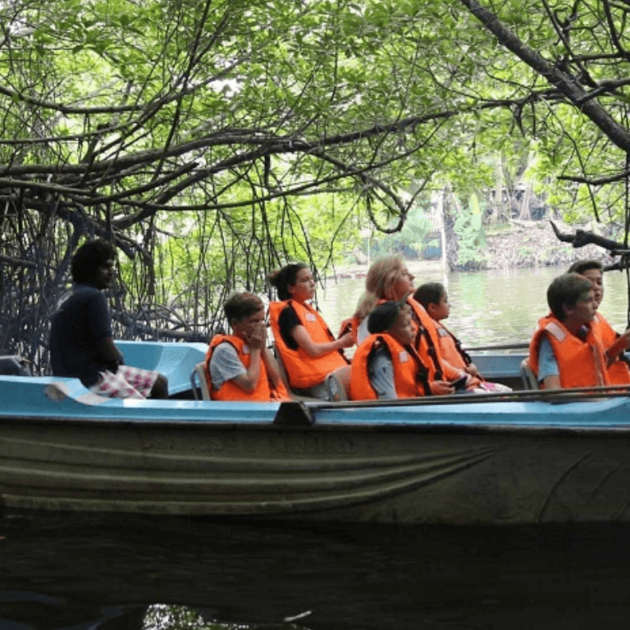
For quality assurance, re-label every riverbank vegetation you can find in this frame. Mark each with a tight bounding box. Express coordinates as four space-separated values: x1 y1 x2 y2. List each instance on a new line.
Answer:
3 0 630 369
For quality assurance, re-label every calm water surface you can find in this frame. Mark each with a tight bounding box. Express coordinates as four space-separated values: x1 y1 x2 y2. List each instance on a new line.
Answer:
3 511 630 630
319 263 630 348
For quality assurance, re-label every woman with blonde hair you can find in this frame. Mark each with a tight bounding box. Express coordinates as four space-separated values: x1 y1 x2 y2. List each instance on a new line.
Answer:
352 255 464 395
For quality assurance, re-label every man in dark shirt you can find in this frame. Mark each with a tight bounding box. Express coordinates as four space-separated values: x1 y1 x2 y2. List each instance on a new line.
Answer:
50 239 168 399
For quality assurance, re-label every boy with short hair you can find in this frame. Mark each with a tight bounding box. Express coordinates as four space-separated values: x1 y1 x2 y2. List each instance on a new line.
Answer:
205 292 291 401
349 298 435 400
529 273 609 390
567 259 630 384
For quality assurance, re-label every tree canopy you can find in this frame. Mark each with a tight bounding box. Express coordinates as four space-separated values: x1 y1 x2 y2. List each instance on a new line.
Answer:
4 0 630 366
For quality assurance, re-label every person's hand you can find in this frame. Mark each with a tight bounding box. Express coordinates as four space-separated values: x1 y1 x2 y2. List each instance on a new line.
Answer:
465 363 480 377
337 332 354 349
246 322 267 350
430 380 455 396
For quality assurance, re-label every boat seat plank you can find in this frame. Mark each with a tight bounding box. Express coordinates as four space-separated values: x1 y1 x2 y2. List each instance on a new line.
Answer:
520 358 539 390
116 341 208 395
190 362 211 401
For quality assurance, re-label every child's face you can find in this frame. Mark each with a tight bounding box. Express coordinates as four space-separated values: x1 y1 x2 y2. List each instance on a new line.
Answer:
232 308 265 341
580 269 603 306
567 289 597 327
288 268 316 303
389 305 415 346
431 292 450 321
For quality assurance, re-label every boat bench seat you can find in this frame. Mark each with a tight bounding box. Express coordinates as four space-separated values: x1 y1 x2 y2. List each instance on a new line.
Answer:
116 341 208 396
520 358 539 390
190 362 211 401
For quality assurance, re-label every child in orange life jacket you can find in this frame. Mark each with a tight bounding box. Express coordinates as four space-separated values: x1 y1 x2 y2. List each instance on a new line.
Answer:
268 263 353 400
567 259 630 384
349 298 432 400
350 255 458 395
413 283 482 380
529 274 609 390
205 292 291 402
414 283 512 393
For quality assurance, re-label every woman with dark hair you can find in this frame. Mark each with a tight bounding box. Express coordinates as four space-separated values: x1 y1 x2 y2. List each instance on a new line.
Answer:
50 238 168 399
268 263 353 399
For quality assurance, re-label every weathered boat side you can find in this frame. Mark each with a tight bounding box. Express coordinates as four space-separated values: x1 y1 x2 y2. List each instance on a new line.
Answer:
2 373 630 525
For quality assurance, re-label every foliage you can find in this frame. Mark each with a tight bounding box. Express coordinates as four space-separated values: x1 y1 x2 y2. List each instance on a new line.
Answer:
369 196 435 258
5 0 630 364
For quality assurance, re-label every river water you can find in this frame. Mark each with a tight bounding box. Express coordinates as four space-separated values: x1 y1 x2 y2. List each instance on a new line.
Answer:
319 263 630 347
3 264 630 630
3 512 630 630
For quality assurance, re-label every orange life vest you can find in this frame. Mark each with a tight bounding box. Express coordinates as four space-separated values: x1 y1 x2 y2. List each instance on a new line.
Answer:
433 320 471 370
592 312 630 384
431 319 483 389
349 333 431 400
338 315 361 345
406 297 462 382
268 300 350 389
205 335 290 402
529 315 609 389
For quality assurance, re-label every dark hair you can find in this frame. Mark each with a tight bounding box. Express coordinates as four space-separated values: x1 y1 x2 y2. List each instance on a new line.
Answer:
567 259 603 275
224 292 264 325
547 273 593 321
367 295 410 334
413 282 445 309
71 238 116 284
268 263 308 300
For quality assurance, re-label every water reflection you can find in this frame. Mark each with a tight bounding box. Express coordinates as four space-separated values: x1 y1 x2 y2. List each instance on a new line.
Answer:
4 511 630 630
319 264 630 348
143 603 308 629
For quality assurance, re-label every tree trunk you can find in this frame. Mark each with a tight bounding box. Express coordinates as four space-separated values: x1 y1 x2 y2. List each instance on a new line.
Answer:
443 188 460 271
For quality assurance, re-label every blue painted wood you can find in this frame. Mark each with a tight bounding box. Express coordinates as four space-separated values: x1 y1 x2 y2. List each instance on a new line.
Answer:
2 371 630 430
116 340 208 395
470 352 527 379
3 342 630 524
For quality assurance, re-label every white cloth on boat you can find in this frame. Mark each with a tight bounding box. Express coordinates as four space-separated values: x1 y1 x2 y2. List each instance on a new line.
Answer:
89 365 159 399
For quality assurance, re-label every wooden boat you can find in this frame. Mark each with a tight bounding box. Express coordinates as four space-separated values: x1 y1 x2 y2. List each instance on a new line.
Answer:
2 340 630 526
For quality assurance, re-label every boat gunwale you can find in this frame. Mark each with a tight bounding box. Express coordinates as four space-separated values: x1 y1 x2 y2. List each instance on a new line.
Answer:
3 411 630 439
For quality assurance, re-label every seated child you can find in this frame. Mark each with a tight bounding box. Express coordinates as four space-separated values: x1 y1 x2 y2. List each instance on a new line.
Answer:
349 256 462 395
567 259 630 384
349 298 433 400
529 273 609 390
205 292 291 402
268 263 353 400
414 283 511 393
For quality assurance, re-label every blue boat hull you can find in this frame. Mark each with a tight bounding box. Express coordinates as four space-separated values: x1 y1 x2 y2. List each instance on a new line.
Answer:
2 365 630 524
